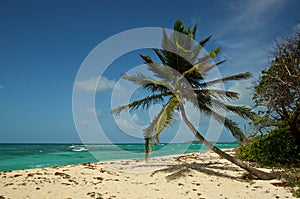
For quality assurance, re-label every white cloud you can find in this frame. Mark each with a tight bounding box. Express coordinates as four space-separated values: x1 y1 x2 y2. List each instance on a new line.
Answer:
113 111 148 139
82 120 88 127
222 0 285 34
112 83 129 97
86 108 104 117
115 113 144 130
75 76 115 92
205 0 288 77
132 113 139 122
229 79 254 106
115 117 137 131
0 85 4 89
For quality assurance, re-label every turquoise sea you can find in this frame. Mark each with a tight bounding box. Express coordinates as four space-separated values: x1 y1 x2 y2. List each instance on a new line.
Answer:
0 143 238 172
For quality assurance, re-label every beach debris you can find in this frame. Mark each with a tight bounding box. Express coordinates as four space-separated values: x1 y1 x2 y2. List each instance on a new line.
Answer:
175 153 200 162
87 192 103 198
192 182 201 186
4 183 13 186
94 176 104 181
99 168 114 175
61 183 71 186
87 192 95 197
54 172 71 179
271 182 289 187
67 179 78 184
82 162 96 169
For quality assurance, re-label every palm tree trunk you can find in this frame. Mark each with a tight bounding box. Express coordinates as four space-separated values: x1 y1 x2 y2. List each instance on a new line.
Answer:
179 104 275 180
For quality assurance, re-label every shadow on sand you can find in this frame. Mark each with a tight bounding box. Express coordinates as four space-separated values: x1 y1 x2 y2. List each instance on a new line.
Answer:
151 161 244 181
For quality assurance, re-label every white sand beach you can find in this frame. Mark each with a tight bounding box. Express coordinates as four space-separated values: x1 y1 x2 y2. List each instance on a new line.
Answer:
0 149 295 199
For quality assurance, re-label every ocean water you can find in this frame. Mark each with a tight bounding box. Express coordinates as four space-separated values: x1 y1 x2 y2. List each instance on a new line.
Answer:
0 143 238 172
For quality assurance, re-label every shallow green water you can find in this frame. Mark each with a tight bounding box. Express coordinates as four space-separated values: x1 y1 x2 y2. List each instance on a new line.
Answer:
0 143 238 172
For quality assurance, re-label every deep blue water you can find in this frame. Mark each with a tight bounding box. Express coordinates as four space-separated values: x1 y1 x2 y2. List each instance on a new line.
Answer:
0 143 238 172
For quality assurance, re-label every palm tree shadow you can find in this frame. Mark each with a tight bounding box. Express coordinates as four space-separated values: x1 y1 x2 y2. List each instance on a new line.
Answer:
151 161 243 181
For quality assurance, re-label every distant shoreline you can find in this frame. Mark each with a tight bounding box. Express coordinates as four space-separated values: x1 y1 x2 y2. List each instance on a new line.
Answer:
0 141 239 145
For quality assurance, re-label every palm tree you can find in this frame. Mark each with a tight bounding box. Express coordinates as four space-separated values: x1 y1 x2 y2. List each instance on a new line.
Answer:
112 20 274 180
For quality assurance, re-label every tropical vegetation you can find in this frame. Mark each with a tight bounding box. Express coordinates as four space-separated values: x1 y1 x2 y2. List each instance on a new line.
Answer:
251 26 300 143
237 25 300 195
238 25 300 166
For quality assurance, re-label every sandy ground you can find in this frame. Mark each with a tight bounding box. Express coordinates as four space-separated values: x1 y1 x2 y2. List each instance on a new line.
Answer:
0 150 296 199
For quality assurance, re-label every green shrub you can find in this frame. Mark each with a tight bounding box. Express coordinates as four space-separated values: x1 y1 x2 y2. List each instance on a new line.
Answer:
237 128 300 166
287 176 300 197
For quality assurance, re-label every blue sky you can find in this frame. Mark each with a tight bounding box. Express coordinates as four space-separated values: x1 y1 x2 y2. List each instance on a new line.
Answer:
0 0 299 143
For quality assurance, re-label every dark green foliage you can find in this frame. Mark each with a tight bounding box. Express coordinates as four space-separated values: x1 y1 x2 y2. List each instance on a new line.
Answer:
237 127 300 166
286 175 300 197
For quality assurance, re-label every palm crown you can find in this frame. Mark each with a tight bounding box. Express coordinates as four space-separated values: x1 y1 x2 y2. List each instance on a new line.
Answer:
113 19 254 159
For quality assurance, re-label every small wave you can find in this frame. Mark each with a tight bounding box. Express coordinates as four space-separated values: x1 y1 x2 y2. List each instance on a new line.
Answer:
69 145 84 148
34 164 50 168
72 147 88 152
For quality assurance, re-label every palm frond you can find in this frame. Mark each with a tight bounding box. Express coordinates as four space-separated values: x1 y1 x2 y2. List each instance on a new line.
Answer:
195 89 240 101
197 101 247 143
112 93 171 115
208 47 222 59
144 97 179 144
152 49 167 65
200 35 212 46
144 61 178 84
223 118 247 143
225 104 256 120
143 83 171 93
122 73 171 92
140 54 175 83
199 59 227 75
200 72 252 86
173 19 184 32
187 46 221 73
181 60 206 77
182 54 225 78
160 27 199 72
196 93 256 120
189 42 203 62
186 35 212 63
140 54 154 64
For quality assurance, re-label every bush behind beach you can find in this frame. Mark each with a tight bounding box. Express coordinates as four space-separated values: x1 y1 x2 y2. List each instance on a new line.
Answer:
237 127 300 167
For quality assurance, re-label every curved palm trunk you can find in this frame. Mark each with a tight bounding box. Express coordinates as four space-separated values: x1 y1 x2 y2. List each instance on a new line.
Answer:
179 104 275 180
